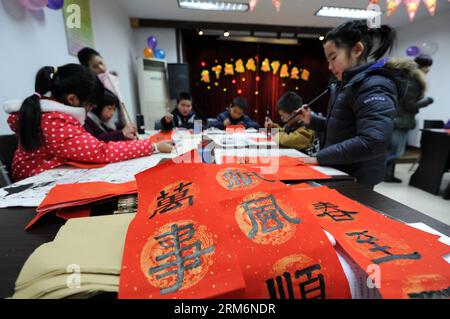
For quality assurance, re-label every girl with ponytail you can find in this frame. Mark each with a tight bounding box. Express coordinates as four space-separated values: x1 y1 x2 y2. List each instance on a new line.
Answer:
293 20 407 188
4 64 173 181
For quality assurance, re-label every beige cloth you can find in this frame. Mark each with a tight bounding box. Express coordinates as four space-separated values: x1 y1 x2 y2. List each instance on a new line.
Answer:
13 213 134 299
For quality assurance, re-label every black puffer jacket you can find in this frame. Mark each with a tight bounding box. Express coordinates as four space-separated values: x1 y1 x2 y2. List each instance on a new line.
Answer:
390 59 433 130
308 59 408 187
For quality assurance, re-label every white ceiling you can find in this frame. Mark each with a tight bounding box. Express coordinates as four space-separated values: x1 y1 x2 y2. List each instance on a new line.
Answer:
118 0 450 28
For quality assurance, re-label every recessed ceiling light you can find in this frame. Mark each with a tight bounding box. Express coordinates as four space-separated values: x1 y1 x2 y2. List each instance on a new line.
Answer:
178 0 249 12
198 29 204 35
315 6 382 19
224 30 230 37
319 35 325 41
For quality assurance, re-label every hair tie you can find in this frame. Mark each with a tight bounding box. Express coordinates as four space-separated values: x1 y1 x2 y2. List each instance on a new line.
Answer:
33 92 42 99
53 66 58 75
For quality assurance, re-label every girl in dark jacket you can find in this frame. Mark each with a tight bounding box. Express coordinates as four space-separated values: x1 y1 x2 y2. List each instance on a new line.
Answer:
295 20 405 188
84 89 137 142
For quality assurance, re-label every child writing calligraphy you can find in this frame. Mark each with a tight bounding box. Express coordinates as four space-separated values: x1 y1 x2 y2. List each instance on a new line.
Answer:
4 64 173 181
293 20 410 188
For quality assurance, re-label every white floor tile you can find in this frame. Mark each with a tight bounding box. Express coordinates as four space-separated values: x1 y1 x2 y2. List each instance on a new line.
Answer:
375 164 450 226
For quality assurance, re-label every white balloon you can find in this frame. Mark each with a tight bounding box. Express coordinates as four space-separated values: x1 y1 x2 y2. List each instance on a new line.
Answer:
421 42 439 55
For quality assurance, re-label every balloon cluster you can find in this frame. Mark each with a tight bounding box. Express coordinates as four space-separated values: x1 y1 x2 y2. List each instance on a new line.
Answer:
143 36 166 60
406 42 439 57
19 0 64 10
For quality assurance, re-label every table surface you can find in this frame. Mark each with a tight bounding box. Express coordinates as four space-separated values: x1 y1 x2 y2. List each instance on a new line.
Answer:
1 130 448 298
1 179 448 299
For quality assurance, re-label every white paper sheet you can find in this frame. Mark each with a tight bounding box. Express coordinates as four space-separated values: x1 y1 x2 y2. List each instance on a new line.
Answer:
311 165 348 176
0 156 162 208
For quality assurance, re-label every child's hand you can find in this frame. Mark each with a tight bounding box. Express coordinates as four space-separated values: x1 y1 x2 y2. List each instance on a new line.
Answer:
223 118 231 127
164 113 174 123
291 105 312 125
122 123 137 140
265 117 273 128
155 141 174 153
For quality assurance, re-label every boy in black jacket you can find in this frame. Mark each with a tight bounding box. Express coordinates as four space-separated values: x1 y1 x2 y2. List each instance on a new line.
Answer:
161 92 204 131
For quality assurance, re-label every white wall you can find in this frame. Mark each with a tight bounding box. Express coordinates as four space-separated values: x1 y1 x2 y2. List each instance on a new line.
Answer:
0 0 138 135
391 11 450 147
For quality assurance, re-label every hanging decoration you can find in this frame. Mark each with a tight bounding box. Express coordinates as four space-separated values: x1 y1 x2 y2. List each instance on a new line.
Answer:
270 60 280 75
405 0 422 22
423 0 437 16
248 0 259 12
301 69 310 81
212 65 222 79
384 0 443 22
246 58 256 71
201 70 210 83
272 0 282 12
235 59 245 73
224 63 235 76
386 0 402 16
261 58 271 72
280 64 289 78
290 66 300 80
199 57 310 87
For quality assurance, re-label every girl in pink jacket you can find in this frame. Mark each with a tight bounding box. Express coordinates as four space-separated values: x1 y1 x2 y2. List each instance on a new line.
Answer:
5 64 173 181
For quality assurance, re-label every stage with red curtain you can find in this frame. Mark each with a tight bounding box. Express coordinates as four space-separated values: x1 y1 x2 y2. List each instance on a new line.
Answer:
182 31 332 125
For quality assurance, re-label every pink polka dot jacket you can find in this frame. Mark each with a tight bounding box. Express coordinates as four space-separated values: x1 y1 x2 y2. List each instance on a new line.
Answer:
4 99 154 181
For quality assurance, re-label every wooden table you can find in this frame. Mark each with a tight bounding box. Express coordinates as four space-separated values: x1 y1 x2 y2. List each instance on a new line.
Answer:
1 180 448 299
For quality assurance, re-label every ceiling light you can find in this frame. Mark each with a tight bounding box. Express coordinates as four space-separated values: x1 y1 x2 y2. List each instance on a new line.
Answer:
315 6 382 19
224 30 230 37
178 0 249 12
198 29 204 35
319 35 325 41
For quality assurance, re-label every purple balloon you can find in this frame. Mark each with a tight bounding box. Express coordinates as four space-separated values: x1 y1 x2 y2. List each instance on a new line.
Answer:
19 0 48 11
406 46 420 57
47 0 64 10
147 36 158 50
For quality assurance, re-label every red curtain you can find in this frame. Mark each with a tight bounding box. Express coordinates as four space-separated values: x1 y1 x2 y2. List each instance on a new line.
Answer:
182 31 331 125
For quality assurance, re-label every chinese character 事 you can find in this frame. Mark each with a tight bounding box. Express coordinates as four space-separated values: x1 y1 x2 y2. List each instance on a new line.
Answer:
346 230 421 265
150 182 194 220
222 169 275 190
148 222 215 295
266 264 326 299
313 202 359 222
242 194 300 240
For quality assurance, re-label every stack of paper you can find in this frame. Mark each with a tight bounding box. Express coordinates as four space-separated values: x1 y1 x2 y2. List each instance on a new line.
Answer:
13 214 134 299
27 181 138 229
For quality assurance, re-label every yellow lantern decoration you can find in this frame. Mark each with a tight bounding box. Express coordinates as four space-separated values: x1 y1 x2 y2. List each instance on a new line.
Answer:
212 65 222 79
301 69 310 81
290 67 300 80
246 58 256 71
201 70 210 83
235 59 245 73
271 60 280 75
280 64 289 78
261 58 271 72
224 63 235 76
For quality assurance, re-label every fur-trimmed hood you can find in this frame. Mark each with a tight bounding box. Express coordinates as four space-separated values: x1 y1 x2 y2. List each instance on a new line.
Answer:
384 58 427 97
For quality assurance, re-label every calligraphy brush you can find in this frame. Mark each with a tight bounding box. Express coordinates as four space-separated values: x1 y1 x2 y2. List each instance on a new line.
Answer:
285 88 329 125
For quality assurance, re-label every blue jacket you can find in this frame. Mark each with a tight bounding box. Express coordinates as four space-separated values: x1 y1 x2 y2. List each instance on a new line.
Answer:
211 110 260 130
308 60 406 187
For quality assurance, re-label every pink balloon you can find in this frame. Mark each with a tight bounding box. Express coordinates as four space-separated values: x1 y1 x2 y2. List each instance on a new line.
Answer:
19 0 48 11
